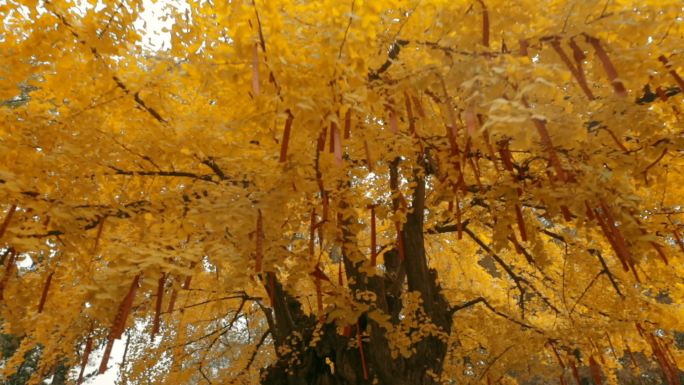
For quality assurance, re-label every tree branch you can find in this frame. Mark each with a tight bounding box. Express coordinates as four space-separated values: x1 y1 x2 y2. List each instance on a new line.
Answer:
589 249 624 298
451 296 541 333
540 230 624 299
243 329 271 372
201 158 227 180
107 165 250 187
108 165 216 182
463 226 560 316
45 2 168 125
368 40 409 81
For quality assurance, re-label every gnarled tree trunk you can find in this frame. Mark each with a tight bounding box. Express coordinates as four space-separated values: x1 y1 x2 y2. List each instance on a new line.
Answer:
263 166 454 385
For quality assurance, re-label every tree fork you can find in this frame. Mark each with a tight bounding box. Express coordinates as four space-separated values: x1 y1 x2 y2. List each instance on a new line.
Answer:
263 166 452 385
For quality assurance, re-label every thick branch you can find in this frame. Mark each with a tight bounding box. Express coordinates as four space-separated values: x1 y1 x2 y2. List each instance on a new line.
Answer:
368 40 409 81
108 165 216 182
107 165 250 187
265 274 311 348
401 169 438 315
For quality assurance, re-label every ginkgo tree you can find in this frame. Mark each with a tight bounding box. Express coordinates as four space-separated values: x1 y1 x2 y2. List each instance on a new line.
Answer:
1 0 683 384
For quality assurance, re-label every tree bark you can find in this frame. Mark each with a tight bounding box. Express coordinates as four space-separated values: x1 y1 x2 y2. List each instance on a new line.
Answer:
263 165 453 385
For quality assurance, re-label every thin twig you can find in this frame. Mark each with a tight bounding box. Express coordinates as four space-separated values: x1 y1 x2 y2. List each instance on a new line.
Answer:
337 0 356 59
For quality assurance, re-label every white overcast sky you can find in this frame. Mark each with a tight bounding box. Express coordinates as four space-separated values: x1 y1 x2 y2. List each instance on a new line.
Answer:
134 0 189 51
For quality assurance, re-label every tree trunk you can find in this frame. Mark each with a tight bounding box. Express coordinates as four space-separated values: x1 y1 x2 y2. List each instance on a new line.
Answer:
263 166 453 385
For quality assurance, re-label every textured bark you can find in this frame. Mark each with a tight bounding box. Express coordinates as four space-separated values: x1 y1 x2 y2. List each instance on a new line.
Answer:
263 167 452 385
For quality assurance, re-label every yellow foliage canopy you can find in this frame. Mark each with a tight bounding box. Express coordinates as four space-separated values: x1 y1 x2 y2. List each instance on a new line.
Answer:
1 0 683 384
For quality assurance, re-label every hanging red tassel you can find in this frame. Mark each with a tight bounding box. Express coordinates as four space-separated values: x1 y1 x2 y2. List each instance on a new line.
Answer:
98 338 115 374
388 108 399 134
396 223 405 262
321 192 329 222
110 274 141 340
659 339 679 373
659 55 684 90
455 194 463 240
465 106 478 136
255 209 264 273
338 257 344 286
498 144 527 241
476 0 489 47
251 43 260 96
37 271 54 313
569 359 582 385
550 39 595 100
0 204 17 240
597 200 639 280
589 356 603 385
356 321 369 380
468 156 484 192
167 286 178 313
585 201 596 221
332 121 343 167
514 204 527 242
344 109 351 139
585 36 627 97
560 205 573 222
404 92 416 135
594 208 630 272
317 125 328 153
151 273 166 338
364 140 374 172
279 111 294 163
182 262 197 290
319 193 328 249
0 248 17 301
529 114 569 183
310 266 330 282
329 121 336 153
93 217 106 253
411 95 425 118
77 336 93 384
519 39 529 56
509 231 524 255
